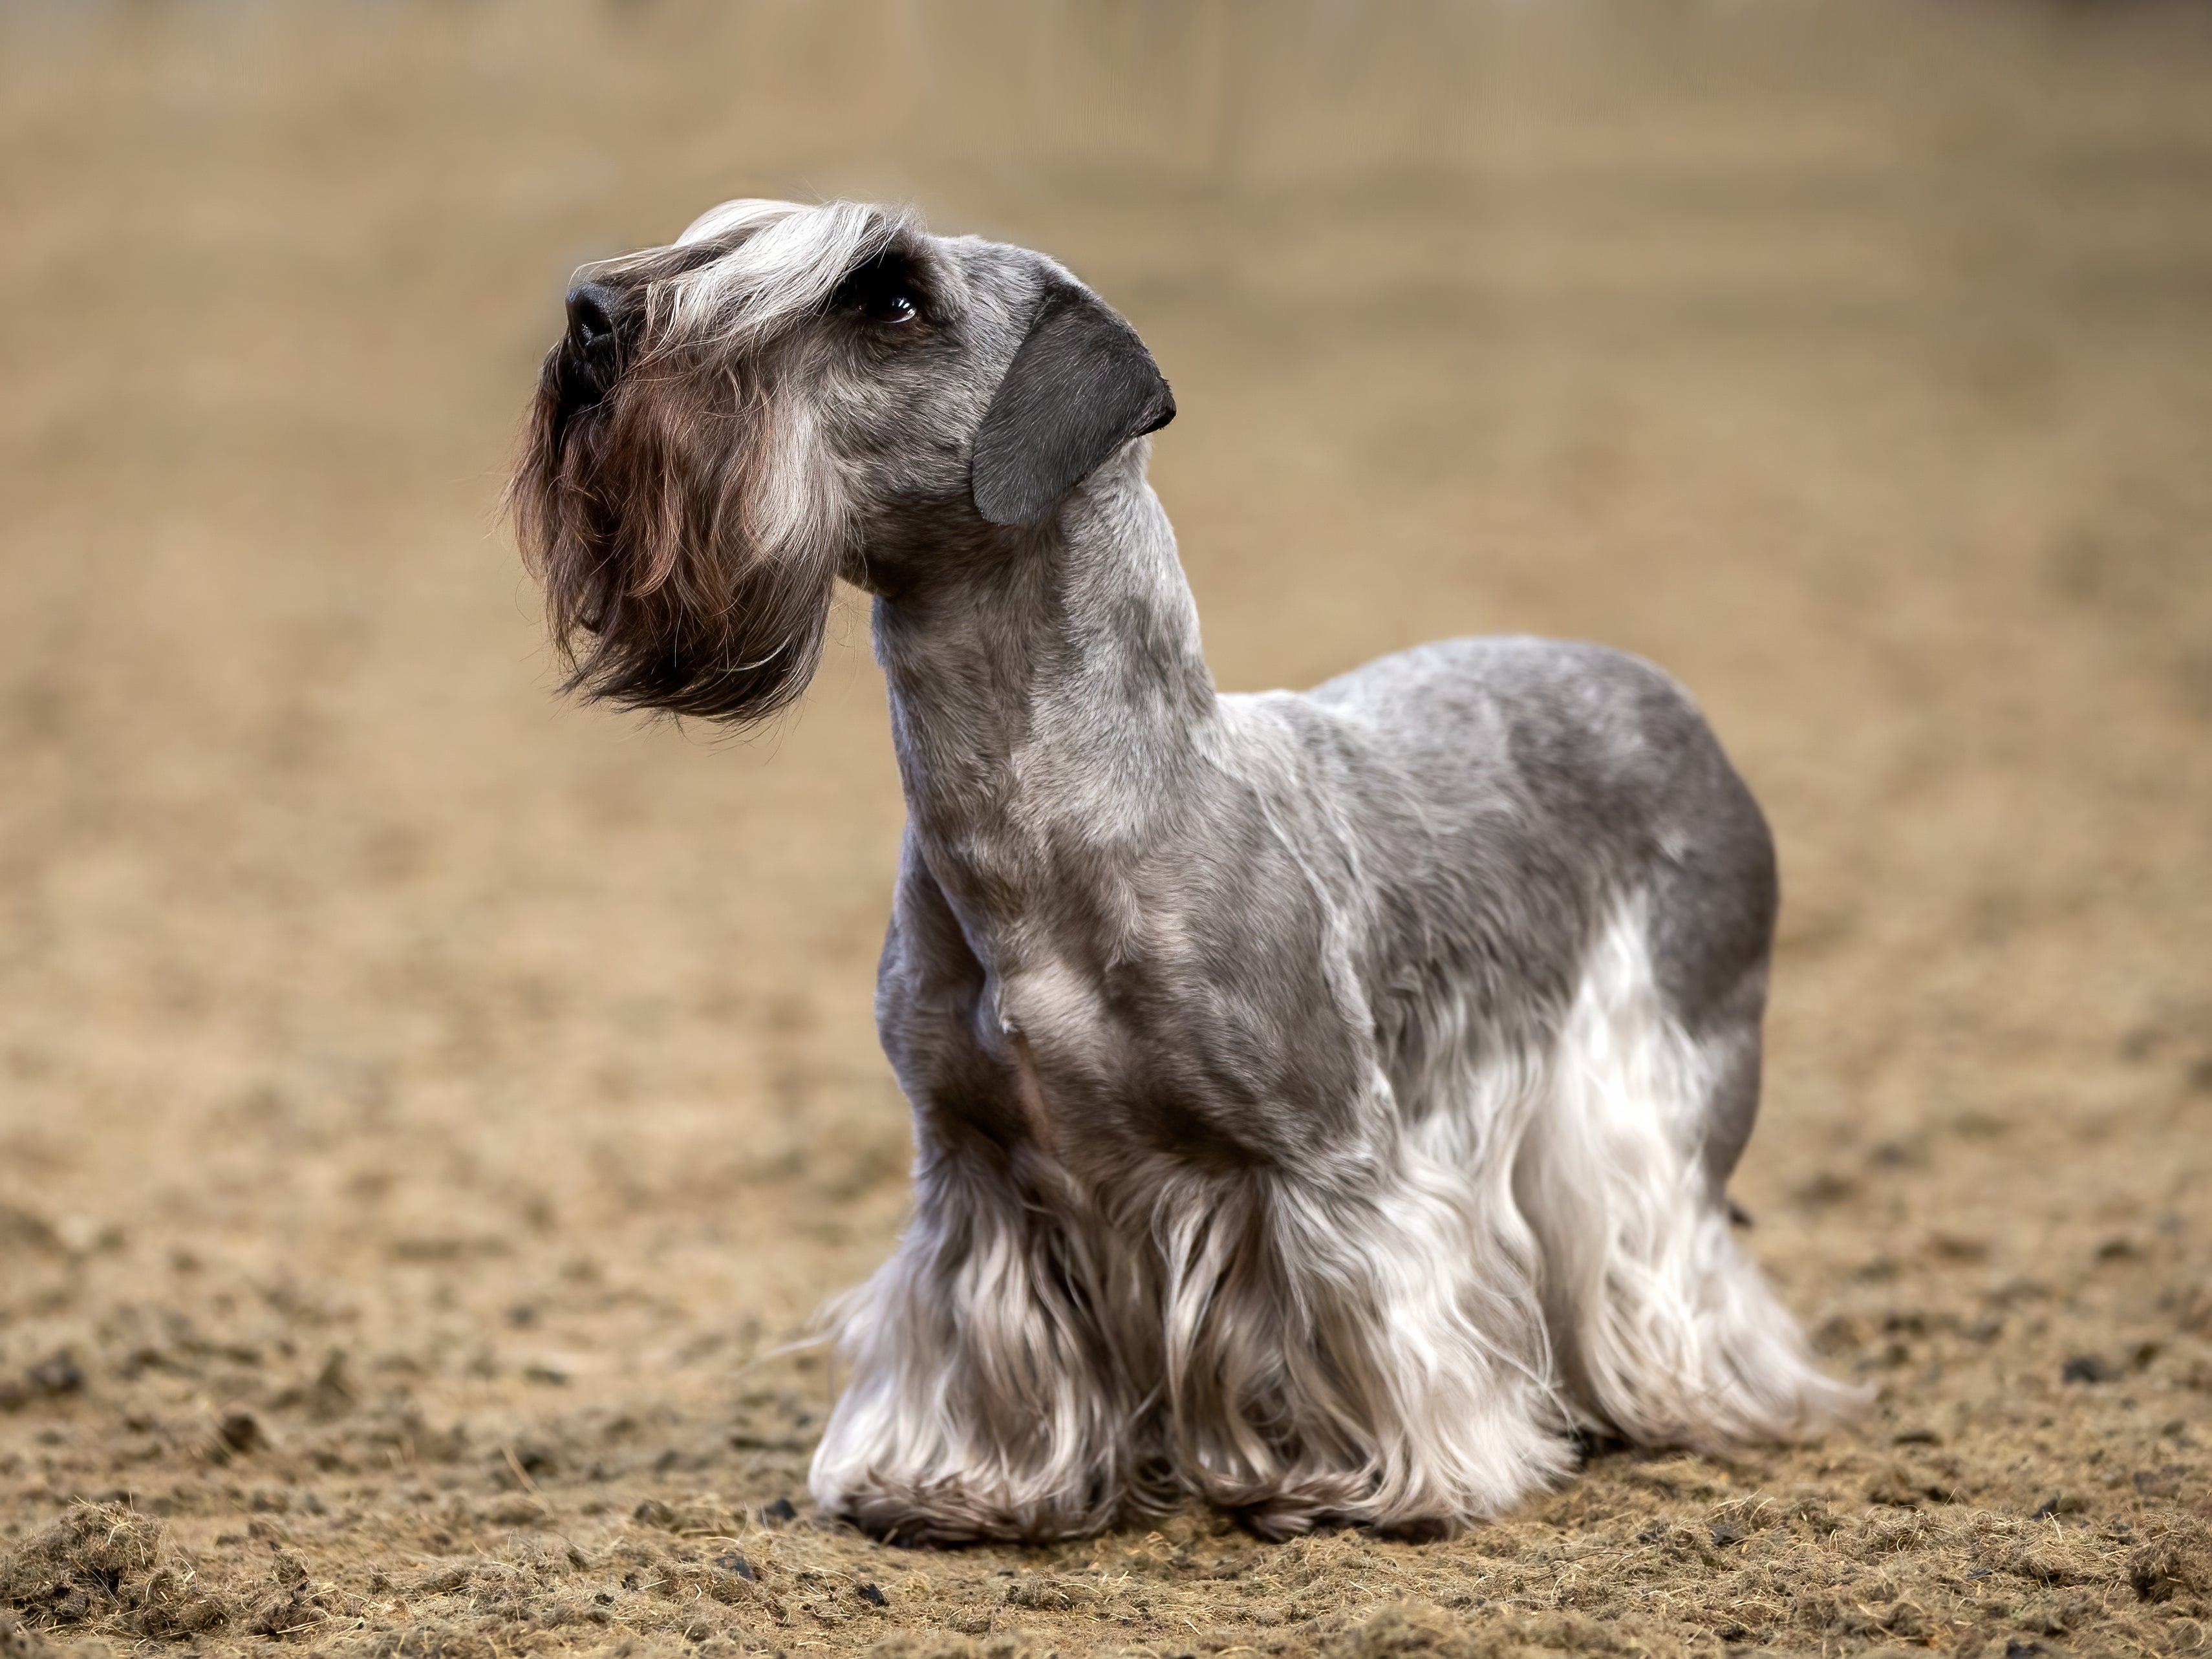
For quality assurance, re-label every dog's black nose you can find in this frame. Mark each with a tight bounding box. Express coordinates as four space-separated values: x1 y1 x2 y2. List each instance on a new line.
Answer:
566 283 620 354
557 283 625 420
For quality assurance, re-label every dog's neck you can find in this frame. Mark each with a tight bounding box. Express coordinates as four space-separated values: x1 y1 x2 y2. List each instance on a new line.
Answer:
871 450 1218 917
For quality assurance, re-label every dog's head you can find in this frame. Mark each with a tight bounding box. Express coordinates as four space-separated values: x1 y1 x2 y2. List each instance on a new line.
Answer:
508 199 1174 723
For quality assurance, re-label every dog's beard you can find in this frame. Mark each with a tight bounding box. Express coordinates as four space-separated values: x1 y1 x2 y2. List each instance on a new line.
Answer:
510 343 844 725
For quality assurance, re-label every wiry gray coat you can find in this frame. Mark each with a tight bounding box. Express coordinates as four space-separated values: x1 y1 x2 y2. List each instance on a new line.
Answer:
509 198 1855 1543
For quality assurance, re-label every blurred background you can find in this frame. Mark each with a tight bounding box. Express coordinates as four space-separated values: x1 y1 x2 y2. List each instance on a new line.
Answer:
1 3 2209 1653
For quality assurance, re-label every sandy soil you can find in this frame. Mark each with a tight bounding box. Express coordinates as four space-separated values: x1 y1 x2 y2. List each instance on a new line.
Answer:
2 4 2210 1655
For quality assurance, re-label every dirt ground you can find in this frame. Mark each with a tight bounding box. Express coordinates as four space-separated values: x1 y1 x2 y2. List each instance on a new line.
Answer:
3 4 2210 1656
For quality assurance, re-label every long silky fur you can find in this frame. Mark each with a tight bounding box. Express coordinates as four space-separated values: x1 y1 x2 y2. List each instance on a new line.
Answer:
812 1153 1163 1544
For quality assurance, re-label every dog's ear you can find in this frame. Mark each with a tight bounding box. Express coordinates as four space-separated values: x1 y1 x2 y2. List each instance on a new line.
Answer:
971 279 1175 528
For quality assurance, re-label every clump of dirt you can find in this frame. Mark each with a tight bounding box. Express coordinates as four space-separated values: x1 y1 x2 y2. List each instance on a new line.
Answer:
2130 1515 2212 1611
1315 1601 1676 1658
865 1636 1018 1659
0 1502 231 1639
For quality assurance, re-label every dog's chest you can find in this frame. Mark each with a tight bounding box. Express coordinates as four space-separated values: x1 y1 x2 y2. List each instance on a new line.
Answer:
985 956 1119 1089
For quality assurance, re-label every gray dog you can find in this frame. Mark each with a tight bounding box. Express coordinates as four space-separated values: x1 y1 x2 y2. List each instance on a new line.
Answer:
510 199 1853 1543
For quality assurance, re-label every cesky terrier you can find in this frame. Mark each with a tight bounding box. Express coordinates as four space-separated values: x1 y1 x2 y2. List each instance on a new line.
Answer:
508 198 1856 1543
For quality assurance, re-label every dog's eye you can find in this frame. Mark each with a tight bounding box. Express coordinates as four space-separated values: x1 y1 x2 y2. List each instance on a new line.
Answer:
835 255 927 329
864 290 919 326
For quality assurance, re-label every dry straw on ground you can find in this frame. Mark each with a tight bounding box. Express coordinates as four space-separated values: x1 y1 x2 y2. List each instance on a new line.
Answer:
3 1488 2210 1656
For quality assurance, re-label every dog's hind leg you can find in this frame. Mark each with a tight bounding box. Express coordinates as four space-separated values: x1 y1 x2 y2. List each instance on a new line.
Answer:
1517 893 1860 1450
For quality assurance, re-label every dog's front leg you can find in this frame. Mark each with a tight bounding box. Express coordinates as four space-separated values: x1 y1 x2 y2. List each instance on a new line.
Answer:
809 1134 1144 1542
809 845 1143 1543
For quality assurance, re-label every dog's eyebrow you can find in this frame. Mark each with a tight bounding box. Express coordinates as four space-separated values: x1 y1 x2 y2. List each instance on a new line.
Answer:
826 248 936 310
657 200 923 344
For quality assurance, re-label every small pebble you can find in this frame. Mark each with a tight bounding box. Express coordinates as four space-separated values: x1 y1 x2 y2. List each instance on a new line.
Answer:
26 1351 83 1397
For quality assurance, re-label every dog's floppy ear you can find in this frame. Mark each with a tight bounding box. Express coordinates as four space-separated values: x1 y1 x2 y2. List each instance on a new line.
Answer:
971 279 1175 528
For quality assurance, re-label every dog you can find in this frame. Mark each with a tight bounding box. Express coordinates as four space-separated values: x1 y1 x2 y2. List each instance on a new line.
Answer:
509 198 1856 1543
